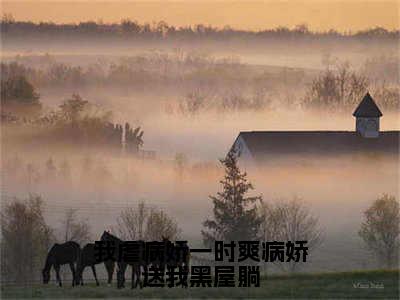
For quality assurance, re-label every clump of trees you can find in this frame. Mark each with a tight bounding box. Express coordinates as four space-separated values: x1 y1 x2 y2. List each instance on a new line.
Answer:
1 89 144 154
1 195 54 284
359 194 399 269
0 195 93 284
305 63 369 111
1 75 42 116
305 61 399 111
116 201 181 241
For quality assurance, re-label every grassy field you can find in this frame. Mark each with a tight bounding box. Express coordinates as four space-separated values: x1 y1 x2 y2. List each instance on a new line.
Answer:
1 270 398 299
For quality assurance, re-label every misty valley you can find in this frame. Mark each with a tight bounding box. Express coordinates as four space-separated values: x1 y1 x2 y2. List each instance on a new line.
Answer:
0 17 399 298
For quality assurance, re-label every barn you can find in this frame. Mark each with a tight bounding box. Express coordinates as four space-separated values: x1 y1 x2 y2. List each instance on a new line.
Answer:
230 93 399 167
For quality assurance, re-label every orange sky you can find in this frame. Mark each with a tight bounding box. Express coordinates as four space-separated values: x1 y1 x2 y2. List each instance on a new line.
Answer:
1 1 399 31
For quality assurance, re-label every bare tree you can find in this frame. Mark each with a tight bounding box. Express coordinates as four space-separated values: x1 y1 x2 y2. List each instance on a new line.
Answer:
359 194 399 269
145 208 181 241
260 202 283 242
116 201 180 241
60 208 91 245
117 201 148 240
261 197 323 272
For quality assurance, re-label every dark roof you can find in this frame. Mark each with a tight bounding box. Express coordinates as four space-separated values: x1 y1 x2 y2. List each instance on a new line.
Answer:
353 93 383 117
235 131 399 161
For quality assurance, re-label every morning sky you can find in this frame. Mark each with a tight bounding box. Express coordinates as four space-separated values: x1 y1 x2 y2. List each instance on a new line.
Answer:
2 0 399 31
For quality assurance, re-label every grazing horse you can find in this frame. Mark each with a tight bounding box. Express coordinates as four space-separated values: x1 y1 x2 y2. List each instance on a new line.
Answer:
100 231 126 288
76 243 115 286
99 232 191 289
118 240 145 289
42 241 80 287
100 231 144 289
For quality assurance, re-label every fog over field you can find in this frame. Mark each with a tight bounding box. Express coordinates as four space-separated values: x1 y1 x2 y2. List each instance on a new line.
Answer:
1 22 399 278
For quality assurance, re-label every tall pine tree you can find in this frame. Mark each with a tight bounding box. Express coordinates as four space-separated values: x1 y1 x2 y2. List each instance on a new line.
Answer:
202 149 263 247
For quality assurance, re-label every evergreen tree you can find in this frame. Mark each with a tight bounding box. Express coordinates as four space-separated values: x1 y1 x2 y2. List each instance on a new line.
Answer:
202 149 263 247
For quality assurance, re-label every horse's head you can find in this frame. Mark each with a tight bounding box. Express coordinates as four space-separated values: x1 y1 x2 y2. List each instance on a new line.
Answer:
101 230 111 241
42 268 50 284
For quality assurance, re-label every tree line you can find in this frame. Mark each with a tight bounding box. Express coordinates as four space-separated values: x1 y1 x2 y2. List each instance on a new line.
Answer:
2 15 399 41
2 54 399 115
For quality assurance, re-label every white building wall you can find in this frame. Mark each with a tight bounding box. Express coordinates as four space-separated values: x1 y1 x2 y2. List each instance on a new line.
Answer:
232 135 256 170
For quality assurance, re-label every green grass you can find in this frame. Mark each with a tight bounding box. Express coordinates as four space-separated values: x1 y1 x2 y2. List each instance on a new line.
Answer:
1 269 398 299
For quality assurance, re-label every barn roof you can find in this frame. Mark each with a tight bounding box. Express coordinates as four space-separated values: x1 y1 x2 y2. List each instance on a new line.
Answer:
235 131 399 162
353 93 383 117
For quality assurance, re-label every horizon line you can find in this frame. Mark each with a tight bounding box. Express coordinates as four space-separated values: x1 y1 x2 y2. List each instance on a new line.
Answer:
2 16 399 34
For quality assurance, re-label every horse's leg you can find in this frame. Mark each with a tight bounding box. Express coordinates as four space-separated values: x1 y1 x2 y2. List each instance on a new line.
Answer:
134 265 139 289
131 265 136 289
136 265 142 289
130 264 140 289
105 260 115 286
117 262 127 289
91 265 99 286
118 263 125 289
123 264 127 288
140 264 144 289
79 265 86 285
54 264 62 287
80 266 85 286
117 265 122 289
69 262 76 287
116 263 121 288
75 263 81 286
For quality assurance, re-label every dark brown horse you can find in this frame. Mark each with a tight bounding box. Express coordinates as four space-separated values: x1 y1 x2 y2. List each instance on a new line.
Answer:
42 241 80 287
100 231 145 289
116 235 190 289
100 231 130 288
76 243 115 286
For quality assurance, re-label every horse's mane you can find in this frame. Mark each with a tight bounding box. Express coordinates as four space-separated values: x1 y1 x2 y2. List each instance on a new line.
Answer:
101 231 123 243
